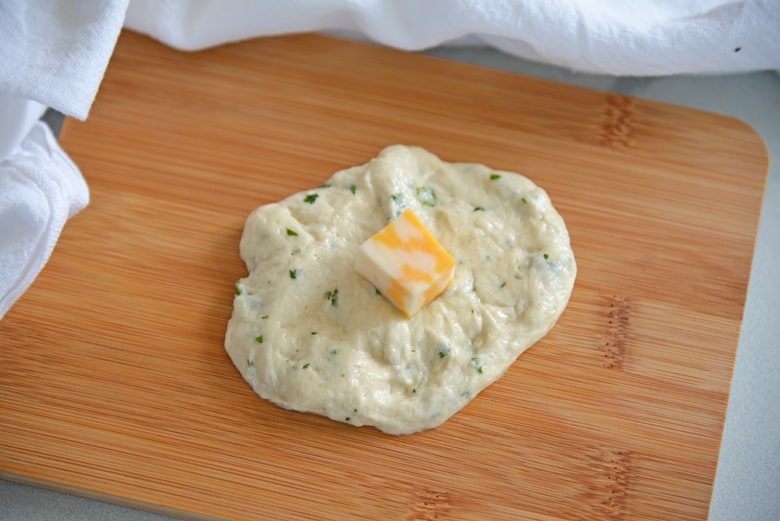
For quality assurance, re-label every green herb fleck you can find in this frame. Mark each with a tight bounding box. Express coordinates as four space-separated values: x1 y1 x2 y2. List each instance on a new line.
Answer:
289 269 298 280
416 186 438 207
490 173 501 180
375 288 381 296
326 288 339 307
543 253 549 260
286 228 298 236
438 345 451 359
349 184 356 195
473 206 485 212
234 281 242 295
320 182 332 188
302 363 311 369
255 335 264 344
247 358 254 368
412 389 417 394
499 281 507 288
521 197 527 204
388 192 408 218
471 357 483 374
261 315 269 320
329 349 338 357
311 331 318 335
304 193 319 204
290 247 301 256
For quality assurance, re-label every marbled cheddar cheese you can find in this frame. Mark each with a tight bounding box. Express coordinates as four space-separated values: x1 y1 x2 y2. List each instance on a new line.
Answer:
355 209 455 318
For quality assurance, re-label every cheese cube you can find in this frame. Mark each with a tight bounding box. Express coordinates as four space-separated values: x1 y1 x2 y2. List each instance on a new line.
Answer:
355 209 455 317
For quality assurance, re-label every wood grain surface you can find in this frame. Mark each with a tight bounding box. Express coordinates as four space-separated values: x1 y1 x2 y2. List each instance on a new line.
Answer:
0 30 768 520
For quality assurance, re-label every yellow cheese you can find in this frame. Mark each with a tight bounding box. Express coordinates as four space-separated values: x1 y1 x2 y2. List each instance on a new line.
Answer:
355 209 455 317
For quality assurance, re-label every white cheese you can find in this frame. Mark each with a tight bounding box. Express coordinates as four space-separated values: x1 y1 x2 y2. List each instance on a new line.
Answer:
225 145 576 435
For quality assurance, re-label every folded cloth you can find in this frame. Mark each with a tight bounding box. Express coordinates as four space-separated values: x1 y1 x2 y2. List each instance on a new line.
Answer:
0 0 129 121
0 122 89 320
124 0 780 76
0 94 47 163
0 1 123 318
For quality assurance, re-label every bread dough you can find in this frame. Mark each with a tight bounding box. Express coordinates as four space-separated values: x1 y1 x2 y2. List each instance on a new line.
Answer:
225 145 576 435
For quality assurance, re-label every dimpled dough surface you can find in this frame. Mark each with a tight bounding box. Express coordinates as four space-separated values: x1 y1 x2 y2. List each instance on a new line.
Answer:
225 145 576 435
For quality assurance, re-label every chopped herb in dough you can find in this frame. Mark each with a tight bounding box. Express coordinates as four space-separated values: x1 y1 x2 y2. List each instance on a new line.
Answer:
416 186 437 207
325 288 339 307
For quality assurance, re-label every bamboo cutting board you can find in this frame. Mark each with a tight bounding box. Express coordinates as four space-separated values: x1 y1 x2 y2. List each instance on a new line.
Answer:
0 31 768 520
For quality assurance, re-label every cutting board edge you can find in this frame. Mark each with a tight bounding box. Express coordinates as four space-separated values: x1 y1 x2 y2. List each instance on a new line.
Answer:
0 471 219 521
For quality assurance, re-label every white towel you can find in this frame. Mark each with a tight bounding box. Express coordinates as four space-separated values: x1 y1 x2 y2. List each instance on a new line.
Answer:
0 0 129 121
125 0 780 76
2 0 779 319
0 122 89 319
0 0 126 319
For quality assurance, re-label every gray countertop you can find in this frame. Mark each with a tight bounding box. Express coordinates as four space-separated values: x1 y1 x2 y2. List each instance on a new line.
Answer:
2 46 778 521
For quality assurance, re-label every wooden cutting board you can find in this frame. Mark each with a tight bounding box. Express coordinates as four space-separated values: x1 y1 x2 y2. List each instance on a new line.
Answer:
0 31 768 521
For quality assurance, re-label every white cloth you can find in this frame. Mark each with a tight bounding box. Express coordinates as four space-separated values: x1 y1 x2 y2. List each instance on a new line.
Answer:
125 0 780 76
0 0 129 121
0 122 89 319
0 0 125 319
2 0 780 319
0 94 47 162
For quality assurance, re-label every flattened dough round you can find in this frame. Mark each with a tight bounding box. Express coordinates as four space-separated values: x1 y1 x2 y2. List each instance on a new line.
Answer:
225 145 576 435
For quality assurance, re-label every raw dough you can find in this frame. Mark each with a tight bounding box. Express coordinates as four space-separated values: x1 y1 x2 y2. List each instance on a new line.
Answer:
225 145 576 435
